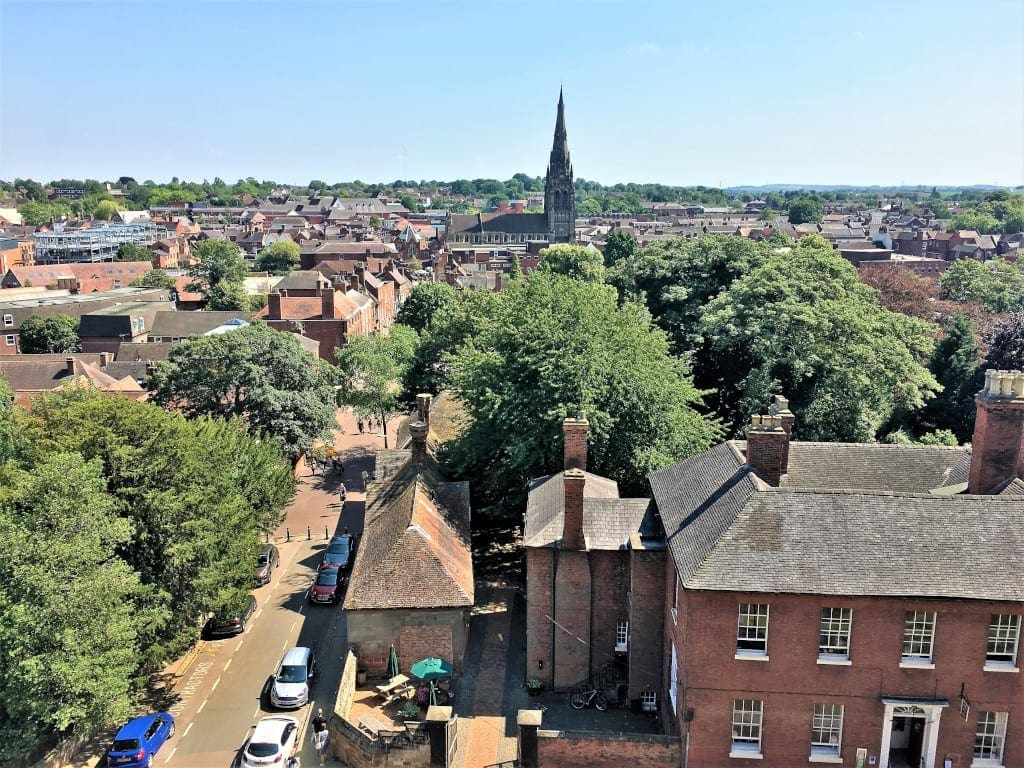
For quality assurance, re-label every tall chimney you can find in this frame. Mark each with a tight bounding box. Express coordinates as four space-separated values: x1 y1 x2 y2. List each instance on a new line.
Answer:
321 287 336 319
768 395 795 470
267 292 282 319
562 468 586 550
409 419 429 464
563 415 589 472
416 393 432 430
65 357 75 375
968 369 1024 494
746 414 789 487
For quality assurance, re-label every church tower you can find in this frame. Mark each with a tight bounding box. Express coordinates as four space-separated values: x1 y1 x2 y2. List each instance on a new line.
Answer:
544 88 576 243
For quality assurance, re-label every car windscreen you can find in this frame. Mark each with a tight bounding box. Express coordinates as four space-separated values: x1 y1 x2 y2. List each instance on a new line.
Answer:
111 739 141 752
257 554 269 565
327 538 350 555
317 570 338 586
277 664 307 683
247 742 279 758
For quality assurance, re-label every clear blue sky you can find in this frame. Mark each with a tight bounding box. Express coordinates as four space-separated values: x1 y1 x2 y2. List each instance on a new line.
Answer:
2 0 1022 187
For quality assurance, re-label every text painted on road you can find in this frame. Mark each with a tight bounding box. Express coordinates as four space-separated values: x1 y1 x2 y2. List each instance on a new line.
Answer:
168 660 214 716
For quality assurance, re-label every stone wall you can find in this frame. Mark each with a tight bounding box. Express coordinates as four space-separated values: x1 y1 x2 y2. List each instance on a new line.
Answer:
535 729 680 767
335 647 358 722
330 715 431 768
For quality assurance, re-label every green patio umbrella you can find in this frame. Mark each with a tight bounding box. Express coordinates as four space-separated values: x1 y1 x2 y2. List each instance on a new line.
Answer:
409 657 452 681
386 643 400 679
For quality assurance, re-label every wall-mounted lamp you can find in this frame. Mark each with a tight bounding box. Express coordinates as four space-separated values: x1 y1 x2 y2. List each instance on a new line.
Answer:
537 660 544 670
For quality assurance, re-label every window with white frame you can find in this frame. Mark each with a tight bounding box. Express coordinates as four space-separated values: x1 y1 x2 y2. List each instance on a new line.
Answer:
669 644 678 712
902 611 936 664
615 620 629 652
986 615 1020 668
731 699 763 756
5 335 14 347
737 604 769 657
819 607 852 661
3 314 12 327
973 711 1007 765
811 703 843 758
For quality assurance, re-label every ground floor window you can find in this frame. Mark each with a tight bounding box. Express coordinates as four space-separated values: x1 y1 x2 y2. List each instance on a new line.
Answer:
811 703 843 757
731 699 763 757
974 711 1007 764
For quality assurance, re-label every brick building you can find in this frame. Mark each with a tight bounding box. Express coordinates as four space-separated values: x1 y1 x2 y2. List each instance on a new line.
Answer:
344 394 474 675
524 416 665 703
648 380 1024 768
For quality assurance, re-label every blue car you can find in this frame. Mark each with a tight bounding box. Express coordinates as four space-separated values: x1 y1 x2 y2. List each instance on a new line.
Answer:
107 713 175 767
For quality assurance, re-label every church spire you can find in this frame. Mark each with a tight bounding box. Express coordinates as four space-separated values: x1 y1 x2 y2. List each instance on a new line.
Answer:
545 88 575 243
549 86 570 174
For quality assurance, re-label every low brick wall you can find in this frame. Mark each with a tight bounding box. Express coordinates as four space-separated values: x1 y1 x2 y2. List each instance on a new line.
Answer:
336 648 359 721
536 729 681 767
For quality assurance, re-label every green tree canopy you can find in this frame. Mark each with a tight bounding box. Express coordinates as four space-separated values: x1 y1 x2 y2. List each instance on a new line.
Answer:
536 244 605 282
986 311 1024 371
447 271 721 516
188 239 247 293
130 268 178 290
149 322 339 459
334 325 418 449
602 228 638 267
117 242 152 262
698 235 939 440
18 199 72 226
509 252 523 280
939 257 1024 313
206 278 251 311
395 281 461 334
255 239 300 275
911 312 982 443
17 314 80 354
787 198 823 225
92 199 125 220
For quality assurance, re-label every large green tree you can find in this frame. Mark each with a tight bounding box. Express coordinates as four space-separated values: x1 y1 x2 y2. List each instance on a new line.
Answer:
986 311 1024 371
150 322 339 459
188 239 247 293
17 314 80 353
698 234 939 440
787 198 823 225
130 268 178 290
255 239 300 275
206 278 251 311
537 244 605 282
939 258 1024 313
447 271 720 516
602 228 639 267
335 326 418 449
911 312 983 443
0 453 145 758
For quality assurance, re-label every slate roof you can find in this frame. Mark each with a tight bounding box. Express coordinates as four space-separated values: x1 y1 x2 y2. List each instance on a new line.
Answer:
274 271 330 292
448 213 549 235
0 357 143 395
649 440 1024 601
344 474 473 611
116 342 173 362
996 477 1024 496
524 471 638 550
149 311 254 338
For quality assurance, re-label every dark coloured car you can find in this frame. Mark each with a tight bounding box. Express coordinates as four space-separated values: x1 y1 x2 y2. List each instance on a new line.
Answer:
320 534 354 571
309 566 341 604
107 712 175 767
254 544 280 586
202 594 257 639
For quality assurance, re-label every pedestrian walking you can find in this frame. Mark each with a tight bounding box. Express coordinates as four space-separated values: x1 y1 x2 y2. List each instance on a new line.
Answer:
312 724 329 766
312 708 328 735
357 420 364 434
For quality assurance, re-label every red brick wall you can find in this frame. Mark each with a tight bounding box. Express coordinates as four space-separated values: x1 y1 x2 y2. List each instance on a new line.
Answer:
627 549 665 699
674 590 1023 768
589 550 629 678
562 470 585 550
536 730 681 767
399 624 453 675
968 391 1024 494
745 422 788 485
526 548 555 689
563 418 589 471
553 550 591 690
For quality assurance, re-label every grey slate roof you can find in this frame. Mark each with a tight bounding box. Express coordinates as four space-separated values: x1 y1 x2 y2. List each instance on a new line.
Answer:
448 213 549 235
523 471 643 550
650 440 1024 601
149 311 254 338
997 477 1024 496
685 489 1024 601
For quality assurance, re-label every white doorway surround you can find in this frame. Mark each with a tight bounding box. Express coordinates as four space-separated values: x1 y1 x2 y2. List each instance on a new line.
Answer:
878 698 949 768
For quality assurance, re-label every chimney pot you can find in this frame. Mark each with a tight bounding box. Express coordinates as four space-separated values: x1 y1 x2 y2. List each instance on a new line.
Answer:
416 393 432 428
746 410 789 486
968 369 1024 493
563 415 589 472
410 419 429 463
65 356 75 375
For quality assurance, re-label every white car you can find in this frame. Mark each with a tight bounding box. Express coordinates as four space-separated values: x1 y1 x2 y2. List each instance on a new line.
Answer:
240 716 298 767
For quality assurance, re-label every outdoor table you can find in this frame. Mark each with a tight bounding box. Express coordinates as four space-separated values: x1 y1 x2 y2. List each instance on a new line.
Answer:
375 674 409 697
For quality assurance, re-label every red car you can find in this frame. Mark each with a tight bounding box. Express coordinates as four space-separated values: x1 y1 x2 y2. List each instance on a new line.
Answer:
309 566 342 604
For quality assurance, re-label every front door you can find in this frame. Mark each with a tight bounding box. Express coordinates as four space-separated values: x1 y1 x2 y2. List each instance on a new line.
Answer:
907 719 925 768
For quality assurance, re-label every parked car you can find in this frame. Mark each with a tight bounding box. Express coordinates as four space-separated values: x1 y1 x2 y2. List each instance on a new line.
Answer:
240 716 298 768
107 713 175 767
270 646 316 709
254 544 279 586
203 595 257 639
320 533 354 571
309 566 341 604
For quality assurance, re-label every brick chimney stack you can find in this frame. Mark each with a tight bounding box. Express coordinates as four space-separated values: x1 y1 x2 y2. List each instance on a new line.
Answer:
267 292 282 319
968 369 1024 494
563 414 589 472
65 357 75 375
416 393 432 430
768 395 795 470
409 420 429 464
321 287 336 319
562 468 586 550
746 414 789 487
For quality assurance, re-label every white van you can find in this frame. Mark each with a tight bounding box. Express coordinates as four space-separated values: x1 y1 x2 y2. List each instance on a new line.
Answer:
270 647 316 709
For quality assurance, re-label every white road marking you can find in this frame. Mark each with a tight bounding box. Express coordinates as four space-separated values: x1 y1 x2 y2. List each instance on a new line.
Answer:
211 676 220 692
183 722 194 738
282 640 289 650
197 699 207 714
253 608 262 620
224 658 232 670
165 747 177 763
290 620 297 632
237 639 245 650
